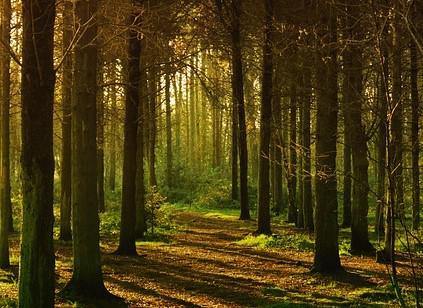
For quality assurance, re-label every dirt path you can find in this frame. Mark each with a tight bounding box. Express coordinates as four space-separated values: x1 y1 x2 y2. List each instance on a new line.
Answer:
1 209 417 307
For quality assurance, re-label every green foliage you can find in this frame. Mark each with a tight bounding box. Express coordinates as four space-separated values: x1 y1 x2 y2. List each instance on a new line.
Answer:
339 239 352 256
0 298 16 308
236 233 313 251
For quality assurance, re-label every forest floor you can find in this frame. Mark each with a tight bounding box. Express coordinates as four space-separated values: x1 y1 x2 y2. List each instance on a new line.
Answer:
0 205 421 307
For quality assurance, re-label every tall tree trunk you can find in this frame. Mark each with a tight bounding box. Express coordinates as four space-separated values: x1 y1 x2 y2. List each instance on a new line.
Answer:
97 56 105 213
272 57 283 215
384 0 403 262
60 0 73 241
135 38 147 239
256 0 273 235
19 0 56 305
62 0 110 297
148 63 158 187
0 0 11 268
116 13 141 256
312 1 342 273
342 103 352 228
302 63 313 232
231 0 249 219
410 38 420 230
344 0 373 253
297 78 304 229
165 64 173 188
287 75 297 224
108 62 117 192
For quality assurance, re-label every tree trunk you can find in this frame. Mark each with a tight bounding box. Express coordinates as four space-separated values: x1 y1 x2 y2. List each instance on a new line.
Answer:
344 0 373 253
256 0 273 235
108 63 117 192
19 0 56 305
135 38 147 239
312 1 342 273
116 14 141 256
287 78 297 224
165 64 173 188
148 63 158 187
0 0 11 268
272 56 283 215
97 56 105 213
342 104 352 228
60 0 73 241
231 0 249 219
410 39 420 230
302 64 313 232
62 0 110 298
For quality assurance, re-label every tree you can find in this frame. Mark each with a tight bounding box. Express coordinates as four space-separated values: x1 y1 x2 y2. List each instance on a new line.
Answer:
60 0 73 241
312 0 342 273
230 0 250 220
0 0 12 269
256 0 274 235
19 0 56 305
343 0 373 254
117 11 141 256
61 0 110 298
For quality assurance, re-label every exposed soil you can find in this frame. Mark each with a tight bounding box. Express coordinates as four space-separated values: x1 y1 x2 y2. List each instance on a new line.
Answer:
1 210 420 307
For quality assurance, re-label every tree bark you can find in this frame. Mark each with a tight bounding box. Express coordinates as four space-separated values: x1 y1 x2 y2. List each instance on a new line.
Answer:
410 38 420 230
256 0 273 235
165 64 173 188
19 0 56 305
231 0 249 219
312 0 342 273
60 0 73 241
62 0 110 298
0 0 11 268
287 76 297 224
117 13 141 256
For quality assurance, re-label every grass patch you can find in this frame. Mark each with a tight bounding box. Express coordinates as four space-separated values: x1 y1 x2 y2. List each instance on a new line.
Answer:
235 233 313 251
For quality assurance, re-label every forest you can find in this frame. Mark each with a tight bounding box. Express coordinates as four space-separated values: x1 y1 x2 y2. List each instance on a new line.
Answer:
0 0 422 307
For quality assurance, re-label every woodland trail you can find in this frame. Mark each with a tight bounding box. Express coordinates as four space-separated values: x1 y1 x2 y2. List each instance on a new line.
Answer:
1 209 415 307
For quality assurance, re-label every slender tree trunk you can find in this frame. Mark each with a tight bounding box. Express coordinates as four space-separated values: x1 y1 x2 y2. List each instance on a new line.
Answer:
272 56 283 215
312 1 342 273
342 103 352 228
287 79 297 223
344 0 373 253
108 63 117 192
97 57 105 213
165 64 173 188
302 64 313 232
62 0 110 297
149 63 158 187
297 78 304 229
117 13 141 256
256 0 273 235
231 0 249 219
0 0 12 268
410 39 420 230
19 0 56 305
60 0 73 241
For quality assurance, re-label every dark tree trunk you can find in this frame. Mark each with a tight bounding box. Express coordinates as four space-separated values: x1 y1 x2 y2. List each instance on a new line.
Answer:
116 13 141 256
108 62 117 192
344 0 373 253
342 109 352 228
148 63 158 187
410 39 420 230
231 0 250 220
165 64 173 188
312 1 342 273
287 77 297 224
60 0 73 241
0 0 11 268
19 0 56 305
256 0 273 235
272 57 283 215
135 39 147 239
97 56 105 213
62 0 110 298
302 64 313 232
